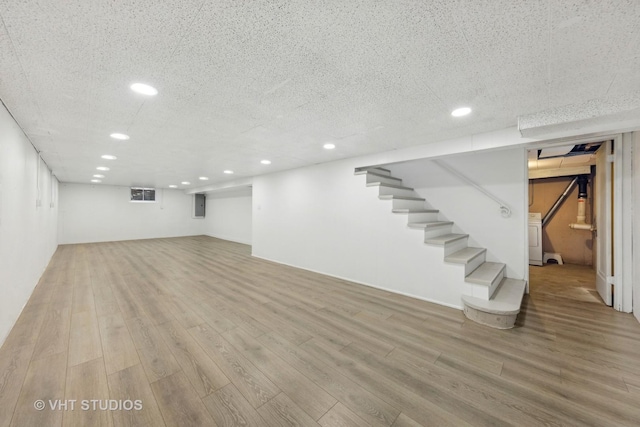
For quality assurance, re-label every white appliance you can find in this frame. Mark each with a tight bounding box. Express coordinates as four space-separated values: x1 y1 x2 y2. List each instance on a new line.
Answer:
529 212 543 266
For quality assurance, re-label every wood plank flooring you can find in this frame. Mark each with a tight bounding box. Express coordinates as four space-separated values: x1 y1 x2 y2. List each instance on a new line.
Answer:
1 236 639 426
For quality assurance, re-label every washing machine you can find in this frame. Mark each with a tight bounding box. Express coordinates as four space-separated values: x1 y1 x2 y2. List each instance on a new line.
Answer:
528 212 543 266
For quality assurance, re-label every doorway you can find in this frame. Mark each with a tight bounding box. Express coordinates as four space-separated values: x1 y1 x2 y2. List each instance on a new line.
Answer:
526 142 609 306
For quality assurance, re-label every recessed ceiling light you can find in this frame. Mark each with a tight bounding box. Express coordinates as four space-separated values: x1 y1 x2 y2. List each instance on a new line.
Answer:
130 83 158 96
223 170 234 174
323 143 336 150
110 133 129 140
96 166 110 171
169 185 177 188
261 160 271 165
181 181 190 185
93 174 105 178
91 179 101 183
451 107 472 117
101 154 117 160
199 176 209 181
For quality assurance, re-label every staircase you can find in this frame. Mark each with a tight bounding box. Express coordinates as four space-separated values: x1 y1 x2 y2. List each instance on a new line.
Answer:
356 166 526 329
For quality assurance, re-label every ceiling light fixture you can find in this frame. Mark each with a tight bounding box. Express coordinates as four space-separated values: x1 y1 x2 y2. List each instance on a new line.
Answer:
169 185 177 188
323 143 336 150
91 179 101 183
110 133 130 140
181 181 190 185
199 176 209 180
96 166 110 171
451 107 472 117
101 154 117 160
261 160 271 165
93 174 105 178
130 83 158 96
223 170 234 174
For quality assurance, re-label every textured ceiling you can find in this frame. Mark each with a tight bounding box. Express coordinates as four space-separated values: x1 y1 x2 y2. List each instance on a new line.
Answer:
0 0 639 188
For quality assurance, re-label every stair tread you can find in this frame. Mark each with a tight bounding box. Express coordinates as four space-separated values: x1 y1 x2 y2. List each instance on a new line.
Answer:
466 262 505 285
408 221 453 229
445 247 486 264
425 233 469 245
462 278 526 315
355 167 393 175
366 182 414 190
355 170 402 181
392 209 439 214
364 166 391 173
379 195 425 201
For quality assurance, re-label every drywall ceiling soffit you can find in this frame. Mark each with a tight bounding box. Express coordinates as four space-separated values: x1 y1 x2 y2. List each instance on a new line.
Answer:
205 187 253 199
184 177 254 195
518 91 640 138
0 1 639 188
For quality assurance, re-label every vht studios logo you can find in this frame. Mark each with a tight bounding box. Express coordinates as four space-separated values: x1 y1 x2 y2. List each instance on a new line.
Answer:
34 399 142 411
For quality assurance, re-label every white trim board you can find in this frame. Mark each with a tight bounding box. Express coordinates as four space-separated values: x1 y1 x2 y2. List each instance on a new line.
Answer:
251 254 464 311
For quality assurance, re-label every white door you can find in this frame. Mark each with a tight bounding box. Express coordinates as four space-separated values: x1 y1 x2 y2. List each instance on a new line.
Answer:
595 140 613 306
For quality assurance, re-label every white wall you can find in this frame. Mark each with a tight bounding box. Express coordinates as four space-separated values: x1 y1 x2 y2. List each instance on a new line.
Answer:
58 184 204 244
252 146 526 309
0 102 59 346
633 133 640 322
388 149 526 279
203 188 252 245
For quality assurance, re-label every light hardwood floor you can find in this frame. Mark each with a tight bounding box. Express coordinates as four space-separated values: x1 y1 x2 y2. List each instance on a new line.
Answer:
1 236 639 426
529 263 602 304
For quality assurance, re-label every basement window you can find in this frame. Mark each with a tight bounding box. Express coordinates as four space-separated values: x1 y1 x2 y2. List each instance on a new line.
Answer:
130 187 156 202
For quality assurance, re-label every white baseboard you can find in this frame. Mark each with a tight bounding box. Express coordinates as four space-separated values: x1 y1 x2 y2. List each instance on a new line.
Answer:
251 254 463 311
203 233 252 246
0 244 59 348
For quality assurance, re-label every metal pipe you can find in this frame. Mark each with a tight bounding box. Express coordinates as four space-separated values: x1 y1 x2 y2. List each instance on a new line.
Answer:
577 175 588 199
542 177 578 227
569 175 595 230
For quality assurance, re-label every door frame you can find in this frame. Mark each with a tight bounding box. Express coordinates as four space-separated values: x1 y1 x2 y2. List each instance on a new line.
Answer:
522 133 632 312
595 140 612 306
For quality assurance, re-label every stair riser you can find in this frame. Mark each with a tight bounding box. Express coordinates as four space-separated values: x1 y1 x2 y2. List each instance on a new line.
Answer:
391 199 425 210
367 174 401 185
378 186 416 197
470 283 491 300
488 269 505 299
423 224 453 239
464 253 486 276
443 237 468 257
469 268 505 299
407 212 439 223
364 167 391 176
